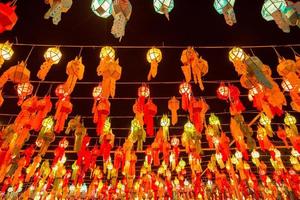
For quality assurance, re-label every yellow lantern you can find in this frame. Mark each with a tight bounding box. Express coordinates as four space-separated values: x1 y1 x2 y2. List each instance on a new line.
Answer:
146 47 162 80
259 113 271 126
171 137 179 146
229 47 246 62
138 85 150 98
284 112 296 126
179 159 186 168
209 113 220 126
291 148 300 157
44 47 62 64
184 121 195 133
160 115 170 127
281 79 293 92
100 46 115 60
0 41 13 67
251 150 260 159
235 151 243 159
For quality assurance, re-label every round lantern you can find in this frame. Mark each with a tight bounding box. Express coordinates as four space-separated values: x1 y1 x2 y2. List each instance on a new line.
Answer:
179 82 192 96
146 47 162 64
184 121 195 132
99 46 115 60
261 0 287 21
284 112 296 126
216 82 230 100
235 151 243 159
0 41 13 64
160 115 170 127
16 82 33 105
209 113 220 126
229 47 246 62
251 150 260 158
179 159 186 168
259 113 271 126
42 116 55 129
281 79 293 92
93 84 103 99
91 0 113 18
153 0 174 20
44 47 62 64
171 137 179 146
138 85 150 98
55 84 69 98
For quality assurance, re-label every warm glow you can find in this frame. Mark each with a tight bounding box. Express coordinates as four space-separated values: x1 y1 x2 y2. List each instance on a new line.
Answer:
284 112 297 126
138 85 150 98
100 46 115 60
91 0 113 18
0 41 14 60
146 47 162 63
179 82 192 95
17 82 33 97
44 47 62 64
229 47 246 63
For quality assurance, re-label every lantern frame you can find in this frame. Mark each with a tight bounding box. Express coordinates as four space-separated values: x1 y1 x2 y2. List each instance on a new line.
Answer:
284 113 296 126
99 46 115 60
179 82 192 95
153 0 174 14
138 85 150 98
229 47 246 62
91 0 113 18
146 47 162 63
0 41 13 61
44 47 62 64
16 82 33 97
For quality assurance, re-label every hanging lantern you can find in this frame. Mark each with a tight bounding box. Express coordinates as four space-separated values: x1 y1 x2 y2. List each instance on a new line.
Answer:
37 47 62 81
216 82 230 100
179 82 192 111
153 0 174 20
160 114 170 127
0 41 13 68
178 159 186 169
100 46 115 60
171 137 180 147
55 84 69 98
146 47 162 80
259 113 271 126
234 151 243 159
213 0 237 26
91 0 113 18
168 96 179 125
44 0 73 25
209 113 220 126
284 112 296 126
0 2 18 33
137 84 150 111
251 150 260 159
281 79 293 92
261 0 290 32
16 82 33 106
93 84 103 99
248 84 263 101
229 47 246 62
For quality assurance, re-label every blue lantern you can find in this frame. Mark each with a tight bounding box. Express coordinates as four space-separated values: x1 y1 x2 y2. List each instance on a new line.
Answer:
213 0 236 26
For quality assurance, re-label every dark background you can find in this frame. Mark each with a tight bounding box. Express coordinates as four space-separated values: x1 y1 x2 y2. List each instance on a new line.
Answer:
0 0 300 184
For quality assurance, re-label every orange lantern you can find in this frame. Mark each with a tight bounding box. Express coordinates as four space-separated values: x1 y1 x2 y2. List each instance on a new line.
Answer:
179 82 192 111
16 82 33 106
137 84 150 111
216 82 230 100
168 96 179 125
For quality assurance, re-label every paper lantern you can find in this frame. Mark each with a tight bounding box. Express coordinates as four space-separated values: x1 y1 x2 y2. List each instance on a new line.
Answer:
178 159 186 169
91 0 113 19
259 113 271 126
251 150 260 159
0 3 18 33
216 82 230 100
248 84 263 101
37 47 62 80
100 46 115 60
160 115 170 127
16 82 33 105
179 82 192 111
281 79 293 92
213 0 236 26
138 85 150 98
234 151 243 159
93 84 103 99
284 112 296 126
0 41 13 67
291 148 300 157
146 47 162 80
171 137 179 146
153 0 174 20
229 47 246 62
209 113 220 126
44 47 62 64
184 121 195 132
55 84 68 98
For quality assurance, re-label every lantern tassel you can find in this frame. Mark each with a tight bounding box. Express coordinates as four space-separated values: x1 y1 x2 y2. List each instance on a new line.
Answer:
147 61 158 81
37 60 53 81
181 65 191 82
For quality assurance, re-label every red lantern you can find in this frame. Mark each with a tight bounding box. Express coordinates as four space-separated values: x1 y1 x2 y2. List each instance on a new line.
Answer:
16 82 33 106
0 2 18 33
144 99 157 136
94 98 110 135
179 82 192 111
137 84 150 111
55 84 68 99
216 82 230 100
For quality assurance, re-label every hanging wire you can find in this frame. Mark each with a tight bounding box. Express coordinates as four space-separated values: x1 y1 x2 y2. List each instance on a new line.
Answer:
10 0 18 6
272 47 283 60
6 43 300 49
289 46 300 57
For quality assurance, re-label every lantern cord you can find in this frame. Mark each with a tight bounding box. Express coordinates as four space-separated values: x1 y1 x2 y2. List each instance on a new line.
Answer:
34 82 41 96
249 48 255 56
25 46 35 63
10 0 17 6
78 47 84 56
46 83 53 96
5 43 300 49
289 46 300 57
272 47 282 59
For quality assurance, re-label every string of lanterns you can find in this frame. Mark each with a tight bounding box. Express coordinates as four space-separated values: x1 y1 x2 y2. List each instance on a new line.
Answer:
0 42 299 199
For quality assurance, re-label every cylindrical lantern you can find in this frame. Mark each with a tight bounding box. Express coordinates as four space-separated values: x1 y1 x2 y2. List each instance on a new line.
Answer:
160 115 170 127
153 0 174 20
91 0 113 18
229 47 246 63
100 46 115 60
44 47 62 64
0 41 13 66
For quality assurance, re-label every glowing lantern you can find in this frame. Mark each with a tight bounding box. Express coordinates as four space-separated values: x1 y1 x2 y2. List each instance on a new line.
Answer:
160 114 170 127
37 47 62 80
93 84 103 99
184 121 195 133
16 82 33 105
284 112 296 126
261 0 289 32
0 2 18 33
146 47 162 80
251 150 260 159
55 84 69 98
235 151 243 159
229 47 246 62
153 0 174 20
281 79 293 92
248 84 263 101
91 0 113 18
0 41 13 67
291 148 300 157
100 46 115 60
171 137 179 146
168 96 179 125
209 113 220 126
259 113 271 126
179 82 192 111
216 82 230 100
179 159 186 169
213 0 236 26
138 84 150 98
